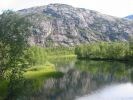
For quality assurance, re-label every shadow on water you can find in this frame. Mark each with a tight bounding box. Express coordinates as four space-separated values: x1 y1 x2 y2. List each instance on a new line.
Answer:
0 58 133 100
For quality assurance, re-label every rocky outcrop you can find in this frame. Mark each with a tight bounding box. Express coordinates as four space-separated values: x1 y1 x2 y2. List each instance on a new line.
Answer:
18 4 133 47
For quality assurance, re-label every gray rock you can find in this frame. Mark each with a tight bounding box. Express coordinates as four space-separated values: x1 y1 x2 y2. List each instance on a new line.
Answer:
18 4 133 47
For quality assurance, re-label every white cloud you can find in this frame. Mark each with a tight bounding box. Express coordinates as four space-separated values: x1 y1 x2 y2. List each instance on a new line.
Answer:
0 0 133 17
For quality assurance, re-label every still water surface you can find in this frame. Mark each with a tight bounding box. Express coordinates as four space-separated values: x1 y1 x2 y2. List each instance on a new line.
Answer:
2 58 133 100
77 83 133 100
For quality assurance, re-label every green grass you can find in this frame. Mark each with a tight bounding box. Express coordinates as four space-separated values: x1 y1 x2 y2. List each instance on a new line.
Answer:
24 63 56 79
0 62 63 100
48 54 76 59
23 63 64 95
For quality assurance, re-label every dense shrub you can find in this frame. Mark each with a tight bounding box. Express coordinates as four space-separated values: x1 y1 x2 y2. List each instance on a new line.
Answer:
75 42 133 61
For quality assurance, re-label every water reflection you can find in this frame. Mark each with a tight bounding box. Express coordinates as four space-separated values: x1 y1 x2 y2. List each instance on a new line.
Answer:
77 83 133 100
75 60 133 82
1 58 133 100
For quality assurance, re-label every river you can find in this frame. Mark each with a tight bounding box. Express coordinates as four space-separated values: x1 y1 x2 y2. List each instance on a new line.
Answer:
1 58 133 100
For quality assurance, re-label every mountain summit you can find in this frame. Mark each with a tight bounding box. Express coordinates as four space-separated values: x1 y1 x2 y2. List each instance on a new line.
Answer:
125 15 133 20
18 4 133 46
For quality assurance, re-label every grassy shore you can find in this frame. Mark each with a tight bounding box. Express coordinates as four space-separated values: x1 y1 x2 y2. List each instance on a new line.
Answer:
24 63 56 79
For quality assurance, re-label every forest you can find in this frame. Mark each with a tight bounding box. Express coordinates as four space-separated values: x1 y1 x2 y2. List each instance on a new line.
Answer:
75 42 133 61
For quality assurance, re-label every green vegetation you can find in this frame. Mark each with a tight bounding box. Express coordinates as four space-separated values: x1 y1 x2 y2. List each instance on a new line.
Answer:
25 63 56 79
28 46 47 65
0 11 32 100
28 46 75 65
0 62 63 100
0 79 8 100
76 60 132 77
44 46 75 57
0 10 31 78
0 56 62 98
75 42 133 61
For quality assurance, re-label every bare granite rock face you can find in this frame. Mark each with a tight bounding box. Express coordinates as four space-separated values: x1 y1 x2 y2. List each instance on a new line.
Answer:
18 4 133 47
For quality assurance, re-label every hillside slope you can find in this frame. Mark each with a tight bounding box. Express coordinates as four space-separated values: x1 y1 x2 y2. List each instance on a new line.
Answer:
18 4 133 46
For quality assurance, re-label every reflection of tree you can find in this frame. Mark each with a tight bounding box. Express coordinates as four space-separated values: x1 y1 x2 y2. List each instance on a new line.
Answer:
7 72 63 100
5 68 25 100
2 59 133 100
75 60 133 82
16 69 130 100
17 69 100 100
49 57 76 68
131 70 133 82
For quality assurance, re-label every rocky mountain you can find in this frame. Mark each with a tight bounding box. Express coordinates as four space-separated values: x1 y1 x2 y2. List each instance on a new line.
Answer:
18 4 133 47
125 15 133 20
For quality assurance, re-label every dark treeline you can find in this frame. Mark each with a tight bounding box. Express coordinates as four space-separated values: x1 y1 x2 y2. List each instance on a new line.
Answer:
75 42 133 61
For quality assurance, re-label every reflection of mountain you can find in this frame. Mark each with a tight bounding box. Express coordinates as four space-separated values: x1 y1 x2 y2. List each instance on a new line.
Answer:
22 65 133 100
77 83 133 100
11 59 133 100
27 69 100 100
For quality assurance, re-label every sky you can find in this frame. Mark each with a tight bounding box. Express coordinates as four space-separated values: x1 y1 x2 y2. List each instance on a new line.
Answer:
0 0 133 17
